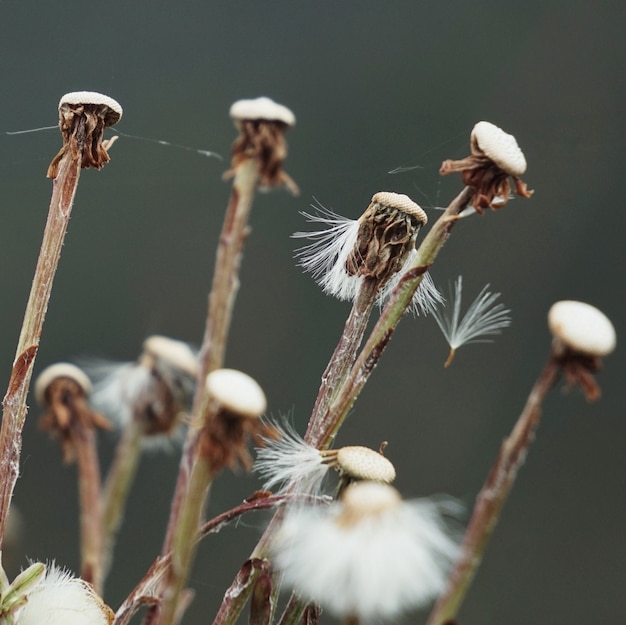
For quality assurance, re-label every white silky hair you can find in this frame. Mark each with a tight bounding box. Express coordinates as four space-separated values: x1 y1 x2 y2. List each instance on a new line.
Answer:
293 207 442 314
16 564 110 625
274 494 461 621
254 419 329 496
432 275 512 349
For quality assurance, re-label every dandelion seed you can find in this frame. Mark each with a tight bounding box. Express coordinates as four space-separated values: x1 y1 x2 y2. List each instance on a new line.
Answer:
273 481 461 622
294 194 441 314
432 276 511 366
254 421 395 496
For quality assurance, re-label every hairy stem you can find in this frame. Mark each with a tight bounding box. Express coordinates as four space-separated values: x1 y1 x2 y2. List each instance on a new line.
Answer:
0 146 81 545
305 278 379 447
426 355 560 625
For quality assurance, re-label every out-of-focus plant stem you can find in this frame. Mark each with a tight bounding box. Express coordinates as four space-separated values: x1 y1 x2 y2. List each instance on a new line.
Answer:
426 355 560 625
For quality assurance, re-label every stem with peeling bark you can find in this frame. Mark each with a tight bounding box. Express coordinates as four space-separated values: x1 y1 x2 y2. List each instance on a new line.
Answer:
0 146 82 546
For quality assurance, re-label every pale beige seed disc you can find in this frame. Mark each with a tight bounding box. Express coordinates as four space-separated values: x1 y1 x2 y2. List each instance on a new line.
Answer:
548 300 616 357
230 97 295 126
35 363 92 404
340 481 402 520
336 446 396 483
58 91 123 126
471 121 526 175
205 368 267 418
143 335 199 378
372 191 427 225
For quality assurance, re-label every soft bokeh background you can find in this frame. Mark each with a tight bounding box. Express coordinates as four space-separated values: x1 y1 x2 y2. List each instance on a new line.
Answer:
1 1 624 624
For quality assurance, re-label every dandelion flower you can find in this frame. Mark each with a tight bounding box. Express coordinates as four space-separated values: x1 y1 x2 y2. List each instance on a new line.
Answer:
273 481 460 622
294 193 441 314
254 421 395 496
432 276 511 366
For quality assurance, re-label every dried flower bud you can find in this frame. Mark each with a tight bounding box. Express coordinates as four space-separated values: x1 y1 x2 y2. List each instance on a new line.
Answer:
547 300 616 401
203 369 271 471
440 121 533 212
35 363 112 462
224 96 298 194
47 91 122 179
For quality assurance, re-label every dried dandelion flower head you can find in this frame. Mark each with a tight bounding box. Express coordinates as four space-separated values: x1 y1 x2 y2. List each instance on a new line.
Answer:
273 481 461 622
202 368 272 471
14 564 114 625
224 96 298 194
255 421 396 495
548 300 616 401
440 121 532 212
47 91 122 179
90 336 198 441
294 192 442 314
35 363 112 463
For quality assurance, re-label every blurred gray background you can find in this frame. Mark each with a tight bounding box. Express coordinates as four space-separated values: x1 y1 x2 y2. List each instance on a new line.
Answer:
1 1 624 624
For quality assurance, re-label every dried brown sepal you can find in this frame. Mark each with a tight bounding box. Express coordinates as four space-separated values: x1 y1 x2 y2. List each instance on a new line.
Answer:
552 346 603 402
346 198 423 282
38 377 112 462
200 410 277 473
223 119 299 195
47 96 121 179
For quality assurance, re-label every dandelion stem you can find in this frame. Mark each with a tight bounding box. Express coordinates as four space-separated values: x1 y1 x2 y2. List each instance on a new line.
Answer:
153 159 260 625
72 420 105 593
101 420 144 583
426 355 561 625
0 143 82 545
307 186 473 449
305 278 379 447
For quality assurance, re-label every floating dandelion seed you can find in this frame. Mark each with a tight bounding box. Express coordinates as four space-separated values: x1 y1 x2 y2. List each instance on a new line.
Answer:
294 194 442 314
254 420 395 496
273 481 461 622
432 276 511 366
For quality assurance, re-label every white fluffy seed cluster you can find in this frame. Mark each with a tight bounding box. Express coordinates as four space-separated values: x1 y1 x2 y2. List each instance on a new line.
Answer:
471 120 527 175
548 300 616 357
229 96 295 127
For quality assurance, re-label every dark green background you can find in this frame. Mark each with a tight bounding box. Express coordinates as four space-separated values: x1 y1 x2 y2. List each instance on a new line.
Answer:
1 1 624 624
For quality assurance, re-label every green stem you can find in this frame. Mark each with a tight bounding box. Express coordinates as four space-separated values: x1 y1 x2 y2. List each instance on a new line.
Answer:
0 148 81 546
426 355 560 625
101 420 143 583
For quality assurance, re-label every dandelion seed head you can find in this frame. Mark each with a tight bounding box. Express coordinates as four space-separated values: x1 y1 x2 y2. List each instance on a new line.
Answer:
548 300 616 357
273 482 461 621
35 363 92 405
332 446 396 484
471 121 526 176
206 369 267 419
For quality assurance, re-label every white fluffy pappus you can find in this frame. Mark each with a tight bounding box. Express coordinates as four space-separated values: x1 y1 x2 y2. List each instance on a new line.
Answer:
273 482 461 622
293 206 442 315
254 420 329 496
16 564 112 625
